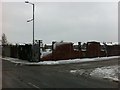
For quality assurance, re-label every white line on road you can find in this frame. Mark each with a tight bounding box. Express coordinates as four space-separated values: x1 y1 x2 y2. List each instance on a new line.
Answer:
28 82 40 88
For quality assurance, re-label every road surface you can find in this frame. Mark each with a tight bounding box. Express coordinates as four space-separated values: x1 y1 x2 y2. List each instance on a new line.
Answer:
2 58 119 88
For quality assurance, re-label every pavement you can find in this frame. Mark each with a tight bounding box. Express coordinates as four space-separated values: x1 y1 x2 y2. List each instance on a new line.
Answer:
2 57 119 88
1 56 119 65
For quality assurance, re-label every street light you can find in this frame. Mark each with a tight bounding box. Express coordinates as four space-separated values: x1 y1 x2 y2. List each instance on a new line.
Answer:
25 1 35 61
25 1 29 3
25 1 35 45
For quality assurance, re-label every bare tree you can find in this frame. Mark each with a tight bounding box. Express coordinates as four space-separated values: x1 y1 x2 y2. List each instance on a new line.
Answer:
2 33 7 45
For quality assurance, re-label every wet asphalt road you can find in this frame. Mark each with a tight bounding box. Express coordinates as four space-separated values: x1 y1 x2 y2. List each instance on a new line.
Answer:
2 57 119 88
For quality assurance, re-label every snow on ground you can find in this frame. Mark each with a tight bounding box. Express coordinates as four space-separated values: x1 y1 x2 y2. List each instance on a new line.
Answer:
0 56 119 66
70 65 119 82
90 65 120 82
1 55 119 82
41 49 52 58
41 51 52 58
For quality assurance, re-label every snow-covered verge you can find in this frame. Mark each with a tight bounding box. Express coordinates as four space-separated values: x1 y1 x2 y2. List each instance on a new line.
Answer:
70 65 120 82
0 56 119 65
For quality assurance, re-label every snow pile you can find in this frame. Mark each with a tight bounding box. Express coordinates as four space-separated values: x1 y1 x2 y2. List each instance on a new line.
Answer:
90 65 120 82
41 49 52 58
41 51 52 58
70 65 119 82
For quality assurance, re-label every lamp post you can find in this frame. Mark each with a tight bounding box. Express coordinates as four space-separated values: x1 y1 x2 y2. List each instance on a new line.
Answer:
25 1 35 45
25 1 35 61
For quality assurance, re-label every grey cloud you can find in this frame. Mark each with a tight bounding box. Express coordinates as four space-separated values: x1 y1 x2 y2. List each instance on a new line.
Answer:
2 2 118 44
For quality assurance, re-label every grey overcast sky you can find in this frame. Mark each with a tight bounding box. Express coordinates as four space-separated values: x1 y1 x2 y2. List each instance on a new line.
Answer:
2 2 118 44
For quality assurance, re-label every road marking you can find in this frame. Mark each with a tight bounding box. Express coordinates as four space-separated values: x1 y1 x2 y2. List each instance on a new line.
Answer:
28 82 39 88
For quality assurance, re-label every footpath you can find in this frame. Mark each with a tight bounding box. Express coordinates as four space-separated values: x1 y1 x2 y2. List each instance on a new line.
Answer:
0 56 119 65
